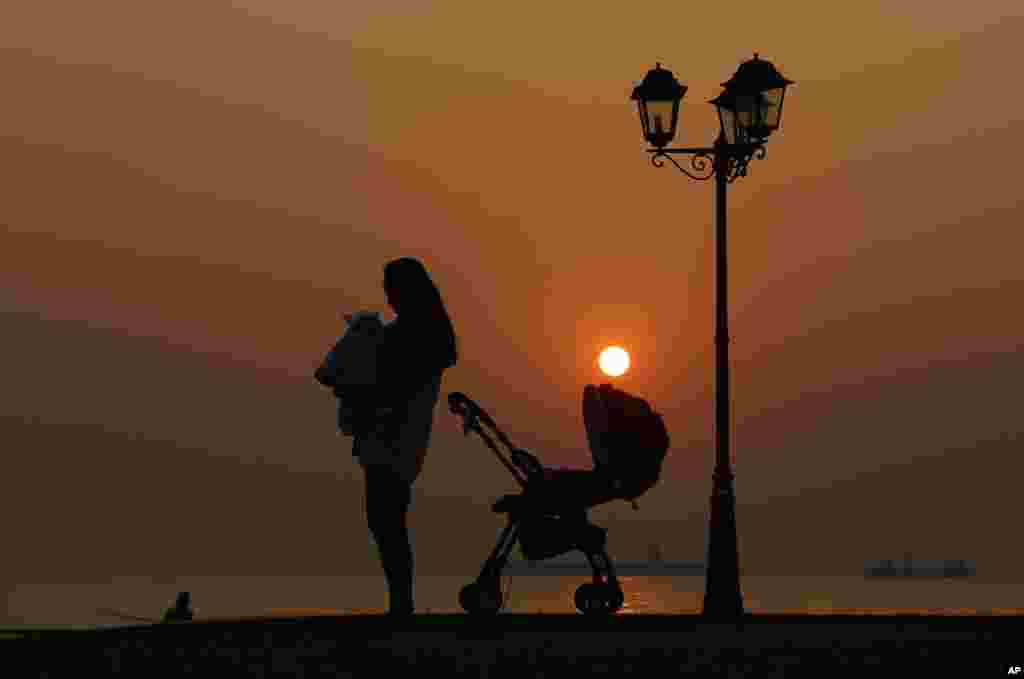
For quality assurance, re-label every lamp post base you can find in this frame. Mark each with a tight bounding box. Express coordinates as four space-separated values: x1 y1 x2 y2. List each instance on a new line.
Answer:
702 470 744 619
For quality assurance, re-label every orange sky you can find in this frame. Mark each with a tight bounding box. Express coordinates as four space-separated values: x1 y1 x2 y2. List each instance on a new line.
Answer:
1 3 1023 592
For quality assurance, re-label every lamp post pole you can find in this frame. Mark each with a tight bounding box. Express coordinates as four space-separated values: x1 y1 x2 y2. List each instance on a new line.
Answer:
705 137 744 619
630 55 793 620
643 140 748 619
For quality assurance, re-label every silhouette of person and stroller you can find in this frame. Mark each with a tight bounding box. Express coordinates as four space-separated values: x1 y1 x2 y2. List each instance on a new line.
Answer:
315 257 457 617
315 257 668 617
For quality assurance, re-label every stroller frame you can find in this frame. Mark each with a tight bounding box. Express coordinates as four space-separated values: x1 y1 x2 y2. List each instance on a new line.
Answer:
448 392 630 616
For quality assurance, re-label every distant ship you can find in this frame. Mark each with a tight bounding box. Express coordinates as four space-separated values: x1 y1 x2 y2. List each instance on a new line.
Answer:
864 555 976 578
505 543 705 576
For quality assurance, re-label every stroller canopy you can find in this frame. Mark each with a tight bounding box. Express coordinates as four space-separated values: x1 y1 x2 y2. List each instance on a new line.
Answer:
582 384 670 500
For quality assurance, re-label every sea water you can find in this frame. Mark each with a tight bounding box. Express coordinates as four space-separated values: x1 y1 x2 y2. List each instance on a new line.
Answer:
5 575 1024 628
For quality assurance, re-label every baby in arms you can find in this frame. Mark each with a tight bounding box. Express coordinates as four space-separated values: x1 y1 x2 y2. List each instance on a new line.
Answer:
314 311 394 437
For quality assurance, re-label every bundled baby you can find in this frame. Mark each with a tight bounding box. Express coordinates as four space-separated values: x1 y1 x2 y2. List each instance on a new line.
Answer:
314 311 394 438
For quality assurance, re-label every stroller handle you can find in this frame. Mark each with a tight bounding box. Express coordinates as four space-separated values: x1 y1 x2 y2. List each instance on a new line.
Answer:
448 392 496 428
448 391 530 488
447 391 472 416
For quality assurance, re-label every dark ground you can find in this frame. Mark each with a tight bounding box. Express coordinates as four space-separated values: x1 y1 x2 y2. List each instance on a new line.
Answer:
4 614 1020 677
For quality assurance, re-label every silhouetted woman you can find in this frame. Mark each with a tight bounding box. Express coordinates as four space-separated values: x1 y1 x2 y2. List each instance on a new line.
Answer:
355 257 457 616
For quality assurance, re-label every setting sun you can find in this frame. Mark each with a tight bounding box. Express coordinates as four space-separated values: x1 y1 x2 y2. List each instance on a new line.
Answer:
598 346 630 377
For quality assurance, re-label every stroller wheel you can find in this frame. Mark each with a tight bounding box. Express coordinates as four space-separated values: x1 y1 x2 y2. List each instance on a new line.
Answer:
459 581 503 616
574 582 624 616
607 584 626 612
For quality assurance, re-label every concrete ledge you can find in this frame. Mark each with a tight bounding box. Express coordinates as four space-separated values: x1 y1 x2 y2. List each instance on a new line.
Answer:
5 614 1021 676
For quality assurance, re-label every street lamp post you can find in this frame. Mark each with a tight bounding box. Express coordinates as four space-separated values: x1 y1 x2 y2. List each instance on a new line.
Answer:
630 55 794 620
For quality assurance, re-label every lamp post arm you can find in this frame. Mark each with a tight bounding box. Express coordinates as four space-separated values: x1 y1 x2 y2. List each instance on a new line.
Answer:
649 148 716 181
647 142 767 183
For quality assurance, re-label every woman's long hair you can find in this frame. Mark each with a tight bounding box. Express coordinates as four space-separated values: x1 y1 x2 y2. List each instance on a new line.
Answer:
384 257 458 369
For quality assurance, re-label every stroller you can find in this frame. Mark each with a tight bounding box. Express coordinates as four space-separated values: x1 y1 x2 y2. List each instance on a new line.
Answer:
448 385 670 616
